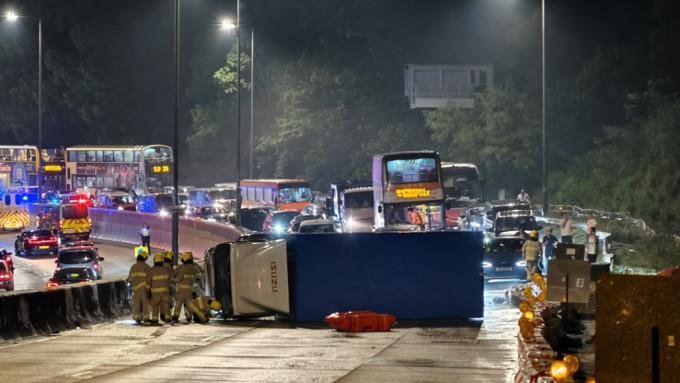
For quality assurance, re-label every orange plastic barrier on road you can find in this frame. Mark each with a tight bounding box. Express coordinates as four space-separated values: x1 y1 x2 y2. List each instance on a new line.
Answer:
325 310 396 332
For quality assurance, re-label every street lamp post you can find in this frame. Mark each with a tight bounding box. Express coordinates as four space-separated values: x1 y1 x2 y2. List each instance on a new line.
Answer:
4 11 42 196
541 0 547 216
235 0 242 227
250 29 254 179
221 2 251 227
172 0 180 263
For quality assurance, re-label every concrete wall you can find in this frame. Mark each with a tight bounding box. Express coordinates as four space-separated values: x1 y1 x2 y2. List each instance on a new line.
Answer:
0 280 130 340
89 208 243 259
0 210 245 341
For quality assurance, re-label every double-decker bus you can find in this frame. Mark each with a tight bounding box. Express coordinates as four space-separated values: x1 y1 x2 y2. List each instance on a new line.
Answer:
64 145 173 196
240 179 312 211
372 151 445 230
441 162 482 204
0 145 39 189
40 148 67 192
441 162 483 230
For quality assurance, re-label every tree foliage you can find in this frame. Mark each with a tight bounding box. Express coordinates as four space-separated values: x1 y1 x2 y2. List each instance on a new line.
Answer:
425 81 542 196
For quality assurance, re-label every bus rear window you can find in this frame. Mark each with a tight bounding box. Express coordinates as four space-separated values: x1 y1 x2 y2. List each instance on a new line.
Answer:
63 205 89 219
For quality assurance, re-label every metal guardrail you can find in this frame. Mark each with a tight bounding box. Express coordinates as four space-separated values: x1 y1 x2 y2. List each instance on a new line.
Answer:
531 204 655 235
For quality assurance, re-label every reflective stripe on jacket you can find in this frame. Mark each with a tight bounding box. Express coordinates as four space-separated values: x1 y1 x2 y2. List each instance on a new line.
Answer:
128 261 151 291
174 264 196 290
522 240 541 261
149 265 171 294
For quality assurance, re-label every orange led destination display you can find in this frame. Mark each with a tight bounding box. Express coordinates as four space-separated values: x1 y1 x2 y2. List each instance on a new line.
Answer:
396 187 431 199
44 165 63 172
153 165 170 173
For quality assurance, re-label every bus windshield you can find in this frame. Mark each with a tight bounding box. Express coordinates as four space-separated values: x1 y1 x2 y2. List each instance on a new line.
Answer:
344 191 373 209
385 157 438 184
442 164 482 202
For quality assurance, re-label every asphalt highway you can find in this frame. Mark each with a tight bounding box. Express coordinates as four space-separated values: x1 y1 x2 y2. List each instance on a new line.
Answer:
0 232 522 382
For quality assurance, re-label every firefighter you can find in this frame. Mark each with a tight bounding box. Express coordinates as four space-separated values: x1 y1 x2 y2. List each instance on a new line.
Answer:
192 255 205 299
186 295 222 324
172 251 197 322
162 250 174 273
127 250 151 324
149 253 172 324
162 251 176 310
522 231 542 282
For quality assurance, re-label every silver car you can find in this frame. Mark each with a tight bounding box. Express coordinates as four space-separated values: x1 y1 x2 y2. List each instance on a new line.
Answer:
55 246 104 279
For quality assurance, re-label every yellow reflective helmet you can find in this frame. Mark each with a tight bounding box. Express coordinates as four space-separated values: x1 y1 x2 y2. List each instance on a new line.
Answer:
138 250 149 260
163 251 173 261
530 230 538 238
210 300 222 311
181 251 193 262
153 253 164 263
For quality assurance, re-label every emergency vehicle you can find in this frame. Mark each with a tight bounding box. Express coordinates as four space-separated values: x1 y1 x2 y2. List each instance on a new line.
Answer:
36 201 91 241
0 189 31 231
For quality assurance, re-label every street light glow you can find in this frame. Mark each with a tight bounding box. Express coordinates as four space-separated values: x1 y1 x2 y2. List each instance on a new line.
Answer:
220 19 235 30
5 11 18 21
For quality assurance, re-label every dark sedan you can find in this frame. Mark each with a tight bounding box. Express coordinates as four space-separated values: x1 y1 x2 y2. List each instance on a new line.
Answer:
482 236 526 281
46 266 97 289
15 229 59 257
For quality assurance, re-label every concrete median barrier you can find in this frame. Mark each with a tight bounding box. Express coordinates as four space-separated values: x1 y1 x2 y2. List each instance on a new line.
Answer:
0 280 131 341
89 208 242 258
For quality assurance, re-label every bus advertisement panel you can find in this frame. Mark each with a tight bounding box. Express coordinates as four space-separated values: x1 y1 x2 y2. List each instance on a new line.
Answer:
372 151 445 230
0 145 39 189
65 145 173 195
240 179 312 211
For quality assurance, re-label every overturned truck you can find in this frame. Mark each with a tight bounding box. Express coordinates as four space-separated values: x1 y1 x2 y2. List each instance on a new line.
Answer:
203 231 485 322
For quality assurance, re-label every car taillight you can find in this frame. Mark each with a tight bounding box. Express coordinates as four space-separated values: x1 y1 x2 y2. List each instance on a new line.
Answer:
46 281 60 288
0 274 10 281
93 264 99 271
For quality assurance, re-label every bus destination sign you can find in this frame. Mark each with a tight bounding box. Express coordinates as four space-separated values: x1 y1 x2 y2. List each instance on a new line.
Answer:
396 187 431 199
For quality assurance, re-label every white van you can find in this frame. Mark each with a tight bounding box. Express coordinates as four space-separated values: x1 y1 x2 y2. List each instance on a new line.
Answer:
187 188 215 209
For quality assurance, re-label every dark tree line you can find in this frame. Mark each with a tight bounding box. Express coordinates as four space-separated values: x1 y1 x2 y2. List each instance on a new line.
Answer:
2 0 680 233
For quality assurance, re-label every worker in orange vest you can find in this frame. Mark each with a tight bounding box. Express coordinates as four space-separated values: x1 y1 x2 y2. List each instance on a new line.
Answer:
408 207 425 229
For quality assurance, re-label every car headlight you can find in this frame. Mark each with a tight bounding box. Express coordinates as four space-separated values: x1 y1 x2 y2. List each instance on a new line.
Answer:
470 222 480 228
515 260 526 267
273 225 284 233
482 262 492 268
